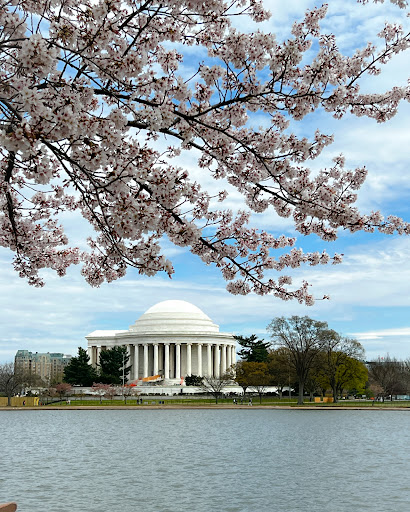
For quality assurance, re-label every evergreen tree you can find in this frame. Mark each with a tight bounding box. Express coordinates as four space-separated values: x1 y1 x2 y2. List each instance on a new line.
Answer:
185 375 203 386
235 335 270 363
99 346 131 385
63 347 98 386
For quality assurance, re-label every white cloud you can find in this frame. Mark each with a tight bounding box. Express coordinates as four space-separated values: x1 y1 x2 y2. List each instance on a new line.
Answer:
1 0 409 366
354 327 410 339
2 224 410 363
351 328 410 361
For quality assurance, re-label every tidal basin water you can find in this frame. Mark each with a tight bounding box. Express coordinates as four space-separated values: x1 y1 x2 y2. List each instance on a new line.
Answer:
1 409 410 512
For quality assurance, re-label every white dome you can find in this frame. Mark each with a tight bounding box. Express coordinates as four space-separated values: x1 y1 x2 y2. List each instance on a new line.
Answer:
129 300 219 333
145 300 210 318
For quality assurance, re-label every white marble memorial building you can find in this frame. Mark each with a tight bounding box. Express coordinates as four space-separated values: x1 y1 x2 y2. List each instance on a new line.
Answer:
86 300 236 384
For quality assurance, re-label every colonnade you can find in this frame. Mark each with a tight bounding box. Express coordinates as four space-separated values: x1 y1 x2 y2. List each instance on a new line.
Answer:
89 341 236 381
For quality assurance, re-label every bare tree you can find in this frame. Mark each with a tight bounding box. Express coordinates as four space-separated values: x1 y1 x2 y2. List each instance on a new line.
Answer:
104 385 116 402
92 382 114 404
368 356 406 401
55 382 72 402
0 363 24 406
20 371 45 389
403 359 410 395
267 316 333 405
200 373 232 404
122 385 137 404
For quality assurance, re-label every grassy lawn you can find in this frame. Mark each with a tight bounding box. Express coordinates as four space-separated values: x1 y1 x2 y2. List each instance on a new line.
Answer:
44 397 296 406
41 397 410 408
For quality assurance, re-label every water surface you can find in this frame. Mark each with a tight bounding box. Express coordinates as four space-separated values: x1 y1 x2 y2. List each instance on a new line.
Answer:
1 409 409 511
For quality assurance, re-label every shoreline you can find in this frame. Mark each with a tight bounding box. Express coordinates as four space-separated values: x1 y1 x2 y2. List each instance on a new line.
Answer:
1 404 409 411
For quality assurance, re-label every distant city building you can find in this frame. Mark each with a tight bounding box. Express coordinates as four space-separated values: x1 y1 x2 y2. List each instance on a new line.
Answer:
86 300 236 384
14 350 72 383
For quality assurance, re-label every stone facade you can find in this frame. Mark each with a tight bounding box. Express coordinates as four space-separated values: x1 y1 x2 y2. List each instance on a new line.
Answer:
86 300 236 384
14 350 72 384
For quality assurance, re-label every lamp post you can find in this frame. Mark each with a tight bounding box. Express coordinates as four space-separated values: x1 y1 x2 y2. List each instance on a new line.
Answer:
122 350 125 397
288 353 292 402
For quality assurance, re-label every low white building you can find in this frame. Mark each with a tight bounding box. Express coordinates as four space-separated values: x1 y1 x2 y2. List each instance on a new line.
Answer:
86 300 236 385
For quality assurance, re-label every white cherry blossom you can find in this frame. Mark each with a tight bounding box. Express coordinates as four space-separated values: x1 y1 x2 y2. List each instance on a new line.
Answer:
0 0 409 303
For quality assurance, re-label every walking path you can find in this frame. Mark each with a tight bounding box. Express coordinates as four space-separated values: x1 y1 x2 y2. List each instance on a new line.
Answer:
1 404 409 410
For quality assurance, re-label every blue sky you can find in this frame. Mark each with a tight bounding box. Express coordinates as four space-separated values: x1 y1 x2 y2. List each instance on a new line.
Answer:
1 0 410 363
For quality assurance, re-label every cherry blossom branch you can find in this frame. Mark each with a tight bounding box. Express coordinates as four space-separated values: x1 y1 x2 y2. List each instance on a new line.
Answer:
0 0 409 300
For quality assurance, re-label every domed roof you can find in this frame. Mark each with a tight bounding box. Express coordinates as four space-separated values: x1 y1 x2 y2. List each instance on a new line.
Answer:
129 300 219 334
145 300 210 318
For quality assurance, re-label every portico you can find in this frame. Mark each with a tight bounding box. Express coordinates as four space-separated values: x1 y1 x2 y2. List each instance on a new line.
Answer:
86 300 236 384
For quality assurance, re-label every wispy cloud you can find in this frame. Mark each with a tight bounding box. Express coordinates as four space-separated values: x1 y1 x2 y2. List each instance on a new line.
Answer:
1 1 409 366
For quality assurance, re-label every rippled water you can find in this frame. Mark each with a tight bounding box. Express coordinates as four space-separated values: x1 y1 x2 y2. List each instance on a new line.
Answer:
1 409 410 512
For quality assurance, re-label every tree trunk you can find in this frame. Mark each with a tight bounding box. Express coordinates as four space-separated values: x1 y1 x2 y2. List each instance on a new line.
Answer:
332 385 338 403
298 383 304 405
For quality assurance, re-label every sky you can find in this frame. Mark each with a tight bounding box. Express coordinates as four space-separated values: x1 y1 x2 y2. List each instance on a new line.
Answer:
1 0 410 363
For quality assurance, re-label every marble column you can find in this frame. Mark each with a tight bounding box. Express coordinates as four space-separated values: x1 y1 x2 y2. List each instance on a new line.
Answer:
134 344 139 380
143 344 149 378
221 344 227 374
186 343 192 376
126 345 131 382
227 344 232 370
89 347 95 367
214 344 220 378
175 343 181 379
197 343 203 376
207 344 212 377
153 343 159 376
96 346 101 368
164 343 170 380
231 345 236 366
